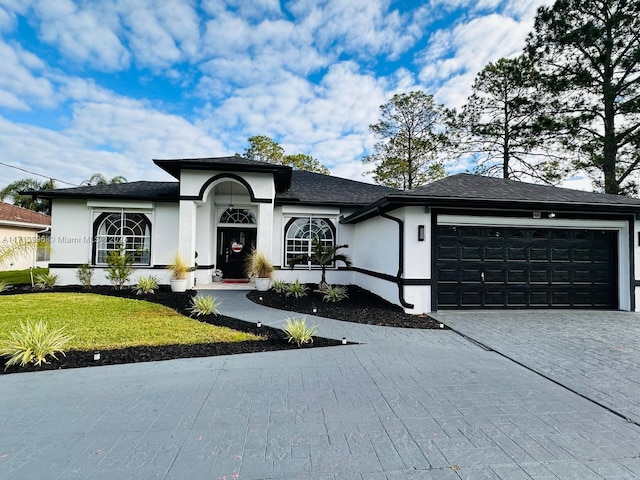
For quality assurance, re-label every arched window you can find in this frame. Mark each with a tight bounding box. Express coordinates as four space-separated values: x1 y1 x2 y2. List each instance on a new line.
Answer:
94 212 151 265
219 208 256 224
284 217 335 266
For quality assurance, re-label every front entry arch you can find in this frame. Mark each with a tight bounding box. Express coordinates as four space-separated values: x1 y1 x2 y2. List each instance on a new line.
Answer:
216 227 256 279
216 207 257 280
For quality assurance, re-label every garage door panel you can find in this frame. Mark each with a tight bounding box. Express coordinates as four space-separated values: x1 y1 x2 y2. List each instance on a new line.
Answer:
507 268 526 283
530 291 551 306
507 246 527 260
530 268 550 283
530 247 550 261
551 269 570 283
438 244 458 260
551 248 570 261
461 245 482 260
436 226 617 309
507 291 526 306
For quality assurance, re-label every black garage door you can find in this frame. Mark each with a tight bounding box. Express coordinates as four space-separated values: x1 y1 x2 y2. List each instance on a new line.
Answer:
436 226 618 308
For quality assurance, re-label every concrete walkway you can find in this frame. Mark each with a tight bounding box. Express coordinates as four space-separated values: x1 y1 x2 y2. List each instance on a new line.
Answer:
0 293 639 479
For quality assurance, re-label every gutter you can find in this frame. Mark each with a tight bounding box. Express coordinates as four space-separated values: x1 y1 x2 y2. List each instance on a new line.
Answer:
377 208 414 310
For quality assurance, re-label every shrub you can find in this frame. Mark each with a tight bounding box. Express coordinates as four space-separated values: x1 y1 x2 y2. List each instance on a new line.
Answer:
167 252 190 280
285 279 308 298
134 275 159 295
245 250 274 278
0 280 8 293
321 284 349 303
271 279 288 294
288 239 352 287
188 294 221 317
106 249 134 290
283 317 317 346
0 320 72 369
34 272 58 289
75 263 93 289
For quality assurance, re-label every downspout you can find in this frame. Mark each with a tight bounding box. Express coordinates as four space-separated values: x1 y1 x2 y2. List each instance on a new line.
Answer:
378 208 414 309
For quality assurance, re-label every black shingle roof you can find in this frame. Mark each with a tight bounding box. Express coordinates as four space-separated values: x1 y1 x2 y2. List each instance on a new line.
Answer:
405 174 640 206
29 181 179 202
342 173 640 224
277 170 398 207
27 169 396 208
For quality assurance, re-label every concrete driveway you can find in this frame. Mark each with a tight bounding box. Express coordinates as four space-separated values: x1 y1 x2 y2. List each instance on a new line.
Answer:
431 310 640 426
1 295 640 479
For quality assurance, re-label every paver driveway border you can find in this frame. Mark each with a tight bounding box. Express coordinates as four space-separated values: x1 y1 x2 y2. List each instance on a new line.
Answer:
1 293 640 479
431 310 640 427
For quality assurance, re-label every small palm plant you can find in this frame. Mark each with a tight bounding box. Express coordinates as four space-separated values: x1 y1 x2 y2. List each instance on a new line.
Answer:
288 239 352 288
34 272 58 289
320 284 349 303
283 316 317 347
134 275 159 295
0 320 72 369
285 279 308 298
188 294 221 317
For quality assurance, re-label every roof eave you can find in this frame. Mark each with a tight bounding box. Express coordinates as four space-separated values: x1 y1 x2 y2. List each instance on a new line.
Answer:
342 195 640 224
153 159 293 191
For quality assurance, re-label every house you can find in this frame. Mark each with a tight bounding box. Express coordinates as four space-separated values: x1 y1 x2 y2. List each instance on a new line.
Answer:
0 202 51 270
27 156 640 313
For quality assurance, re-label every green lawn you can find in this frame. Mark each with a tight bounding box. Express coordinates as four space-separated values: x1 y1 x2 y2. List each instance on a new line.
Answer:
0 268 48 285
0 293 262 350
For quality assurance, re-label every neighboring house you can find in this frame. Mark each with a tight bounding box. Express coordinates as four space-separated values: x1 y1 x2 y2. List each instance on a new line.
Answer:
0 202 51 271
27 156 640 313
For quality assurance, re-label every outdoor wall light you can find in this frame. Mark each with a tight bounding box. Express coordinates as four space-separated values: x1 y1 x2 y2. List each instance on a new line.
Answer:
257 321 262 328
342 337 347 345
418 225 425 241
93 351 101 361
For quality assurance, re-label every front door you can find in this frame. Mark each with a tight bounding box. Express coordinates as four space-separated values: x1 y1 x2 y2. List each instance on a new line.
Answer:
216 227 257 279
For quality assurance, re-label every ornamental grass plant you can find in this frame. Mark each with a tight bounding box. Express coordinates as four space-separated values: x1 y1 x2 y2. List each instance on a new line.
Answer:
283 316 317 346
0 320 72 369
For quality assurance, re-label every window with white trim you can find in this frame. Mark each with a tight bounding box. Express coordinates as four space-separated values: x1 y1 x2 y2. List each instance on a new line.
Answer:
93 212 151 265
284 217 335 266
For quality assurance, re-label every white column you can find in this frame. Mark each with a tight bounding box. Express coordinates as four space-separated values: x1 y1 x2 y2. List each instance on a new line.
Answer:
258 202 274 260
178 199 197 288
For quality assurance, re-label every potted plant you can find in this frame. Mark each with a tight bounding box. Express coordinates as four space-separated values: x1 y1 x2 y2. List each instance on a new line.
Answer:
167 252 190 292
213 269 223 282
245 249 274 291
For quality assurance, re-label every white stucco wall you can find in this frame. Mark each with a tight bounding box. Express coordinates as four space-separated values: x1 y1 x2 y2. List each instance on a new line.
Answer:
351 207 432 314
49 199 180 287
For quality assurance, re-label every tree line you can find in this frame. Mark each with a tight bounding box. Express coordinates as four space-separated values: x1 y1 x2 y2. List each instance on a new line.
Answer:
365 0 640 195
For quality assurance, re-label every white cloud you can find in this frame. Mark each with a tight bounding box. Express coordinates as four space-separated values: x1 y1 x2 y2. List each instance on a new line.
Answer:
31 0 130 71
0 40 55 110
418 13 538 108
120 0 201 69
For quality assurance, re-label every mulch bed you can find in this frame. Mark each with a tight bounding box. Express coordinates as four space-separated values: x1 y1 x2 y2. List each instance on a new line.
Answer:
247 284 446 329
0 285 342 375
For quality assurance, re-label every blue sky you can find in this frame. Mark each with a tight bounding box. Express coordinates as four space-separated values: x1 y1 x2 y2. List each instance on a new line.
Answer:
0 0 552 188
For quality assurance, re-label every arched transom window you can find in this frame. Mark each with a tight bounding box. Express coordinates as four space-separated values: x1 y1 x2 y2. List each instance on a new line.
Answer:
94 212 151 265
285 217 335 266
219 208 256 224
